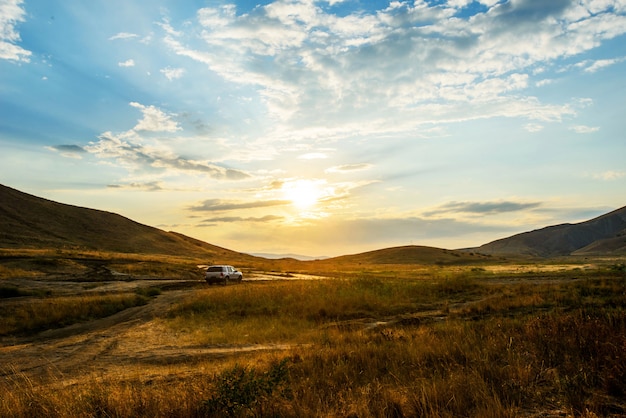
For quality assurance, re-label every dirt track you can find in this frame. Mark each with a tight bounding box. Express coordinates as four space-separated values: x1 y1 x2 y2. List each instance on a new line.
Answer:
0 280 296 384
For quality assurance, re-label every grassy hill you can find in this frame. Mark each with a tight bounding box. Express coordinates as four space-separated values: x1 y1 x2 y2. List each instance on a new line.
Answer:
0 184 254 262
328 245 494 265
476 205 626 257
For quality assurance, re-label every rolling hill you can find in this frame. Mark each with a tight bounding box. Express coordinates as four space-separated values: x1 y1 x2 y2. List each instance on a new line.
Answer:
476 205 626 257
0 183 254 261
2 183 624 263
327 245 494 265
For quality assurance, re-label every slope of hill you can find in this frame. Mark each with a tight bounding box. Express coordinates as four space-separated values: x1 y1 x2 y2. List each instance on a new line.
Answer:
476 206 626 257
0 183 253 261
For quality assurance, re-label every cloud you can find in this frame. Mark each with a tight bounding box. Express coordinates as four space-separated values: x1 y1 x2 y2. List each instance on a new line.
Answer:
83 103 251 181
298 152 328 160
160 67 185 80
107 182 163 191
424 200 542 217
570 125 600 134
157 0 626 139
109 32 139 41
0 0 31 62
118 59 135 67
524 123 544 133
189 198 291 212
85 130 251 180
583 57 625 73
46 144 86 159
326 163 373 173
199 215 283 225
592 170 626 181
129 102 181 132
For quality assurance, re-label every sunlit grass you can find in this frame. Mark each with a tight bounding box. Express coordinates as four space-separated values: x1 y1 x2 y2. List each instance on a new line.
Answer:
0 293 149 336
1 261 625 417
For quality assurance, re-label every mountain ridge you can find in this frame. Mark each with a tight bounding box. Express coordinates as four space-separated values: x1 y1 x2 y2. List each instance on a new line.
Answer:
0 183 255 262
475 205 626 257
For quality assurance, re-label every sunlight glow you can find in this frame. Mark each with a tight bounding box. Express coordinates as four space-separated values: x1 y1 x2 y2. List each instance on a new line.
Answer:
281 179 323 209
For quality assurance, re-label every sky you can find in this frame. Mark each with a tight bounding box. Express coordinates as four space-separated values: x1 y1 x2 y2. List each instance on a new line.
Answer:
1 0 625 258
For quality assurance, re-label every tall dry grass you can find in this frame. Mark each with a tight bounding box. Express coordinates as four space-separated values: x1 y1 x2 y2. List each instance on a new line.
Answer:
0 293 149 336
1 269 625 417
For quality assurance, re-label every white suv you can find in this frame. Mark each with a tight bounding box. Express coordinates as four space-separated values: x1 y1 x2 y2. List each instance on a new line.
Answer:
205 265 243 284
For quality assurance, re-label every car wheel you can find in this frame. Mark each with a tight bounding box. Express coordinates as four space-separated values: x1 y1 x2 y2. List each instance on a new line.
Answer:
223 276 229 285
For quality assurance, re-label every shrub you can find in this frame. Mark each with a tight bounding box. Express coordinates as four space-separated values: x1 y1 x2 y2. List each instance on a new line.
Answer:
202 358 291 417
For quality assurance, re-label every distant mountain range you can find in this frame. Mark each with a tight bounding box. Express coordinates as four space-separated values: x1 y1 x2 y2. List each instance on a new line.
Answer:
1 183 624 261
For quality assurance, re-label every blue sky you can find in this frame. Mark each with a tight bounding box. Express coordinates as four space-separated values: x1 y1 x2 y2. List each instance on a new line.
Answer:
1 0 625 257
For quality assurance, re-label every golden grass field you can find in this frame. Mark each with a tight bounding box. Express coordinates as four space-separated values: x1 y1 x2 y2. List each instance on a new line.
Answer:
1 249 625 417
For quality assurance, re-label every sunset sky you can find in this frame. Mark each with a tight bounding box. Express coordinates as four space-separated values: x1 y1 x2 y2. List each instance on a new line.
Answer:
1 0 625 258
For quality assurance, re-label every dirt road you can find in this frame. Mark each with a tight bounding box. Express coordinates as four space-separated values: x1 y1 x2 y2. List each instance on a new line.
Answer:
0 281 295 385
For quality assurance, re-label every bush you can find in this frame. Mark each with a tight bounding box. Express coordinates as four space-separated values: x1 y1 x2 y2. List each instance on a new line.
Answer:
202 359 290 417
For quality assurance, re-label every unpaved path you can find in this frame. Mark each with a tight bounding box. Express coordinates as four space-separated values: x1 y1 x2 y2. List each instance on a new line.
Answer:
0 287 293 383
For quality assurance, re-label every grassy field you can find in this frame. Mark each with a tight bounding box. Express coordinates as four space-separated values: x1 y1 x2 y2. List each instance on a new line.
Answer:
1 253 625 417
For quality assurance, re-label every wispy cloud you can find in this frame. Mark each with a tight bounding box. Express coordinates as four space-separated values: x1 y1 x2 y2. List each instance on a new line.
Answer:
109 32 138 41
199 215 283 225
524 123 544 133
86 130 251 180
326 163 373 173
129 102 180 132
118 59 135 67
45 144 86 159
425 201 542 217
592 171 626 181
570 125 600 134
583 57 626 73
189 199 291 212
0 0 31 62
160 67 185 80
107 182 163 191
159 0 625 136
84 103 250 180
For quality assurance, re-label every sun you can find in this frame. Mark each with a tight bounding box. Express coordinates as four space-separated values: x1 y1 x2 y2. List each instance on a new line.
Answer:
281 179 322 210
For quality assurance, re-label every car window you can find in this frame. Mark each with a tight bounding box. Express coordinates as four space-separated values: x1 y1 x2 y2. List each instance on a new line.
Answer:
207 266 222 272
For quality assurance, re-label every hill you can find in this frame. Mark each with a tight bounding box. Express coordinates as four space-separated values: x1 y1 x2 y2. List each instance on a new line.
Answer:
327 245 493 265
0 183 254 261
476 205 626 257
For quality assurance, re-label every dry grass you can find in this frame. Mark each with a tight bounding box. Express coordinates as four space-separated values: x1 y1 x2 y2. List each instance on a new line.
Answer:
1 259 625 417
0 293 150 336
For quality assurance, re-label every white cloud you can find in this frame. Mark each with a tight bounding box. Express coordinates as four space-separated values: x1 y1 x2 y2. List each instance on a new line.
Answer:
584 57 625 72
592 170 626 180
109 32 139 41
570 125 600 134
118 59 135 67
84 130 250 180
160 67 185 80
0 0 31 62
298 152 328 160
129 102 181 133
524 123 544 133
156 0 626 139
326 163 373 173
